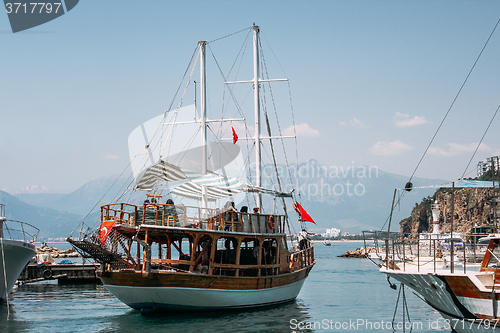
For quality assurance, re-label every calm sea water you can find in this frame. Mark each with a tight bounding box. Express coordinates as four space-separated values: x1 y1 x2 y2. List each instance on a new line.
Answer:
0 241 450 333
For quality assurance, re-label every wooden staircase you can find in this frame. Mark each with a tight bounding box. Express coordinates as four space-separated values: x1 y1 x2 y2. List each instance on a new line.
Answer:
67 238 132 268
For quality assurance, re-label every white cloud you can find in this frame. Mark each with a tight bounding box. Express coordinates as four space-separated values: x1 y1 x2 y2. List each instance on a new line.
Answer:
393 112 430 127
282 123 320 137
428 142 492 157
370 140 413 156
105 154 119 160
339 117 369 129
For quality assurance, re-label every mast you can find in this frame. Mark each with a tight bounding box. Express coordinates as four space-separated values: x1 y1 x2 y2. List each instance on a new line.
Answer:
199 40 208 211
224 24 290 212
253 25 262 210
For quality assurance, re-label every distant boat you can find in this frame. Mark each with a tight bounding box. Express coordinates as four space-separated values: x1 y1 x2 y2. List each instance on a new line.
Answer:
68 25 316 312
0 204 38 302
323 238 331 246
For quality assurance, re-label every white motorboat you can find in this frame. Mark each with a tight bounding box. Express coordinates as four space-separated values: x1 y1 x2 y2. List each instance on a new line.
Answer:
0 204 38 301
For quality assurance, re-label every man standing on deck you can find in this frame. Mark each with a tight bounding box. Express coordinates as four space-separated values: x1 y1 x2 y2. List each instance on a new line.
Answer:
298 229 310 250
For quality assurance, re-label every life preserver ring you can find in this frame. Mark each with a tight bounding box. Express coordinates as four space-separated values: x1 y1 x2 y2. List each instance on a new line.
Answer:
199 259 215 275
43 269 52 279
267 215 275 230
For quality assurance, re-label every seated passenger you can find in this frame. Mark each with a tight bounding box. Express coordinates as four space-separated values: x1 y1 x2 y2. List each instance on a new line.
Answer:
165 199 178 226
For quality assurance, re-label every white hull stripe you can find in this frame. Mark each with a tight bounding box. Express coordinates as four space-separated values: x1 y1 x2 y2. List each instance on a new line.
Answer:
104 279 305 310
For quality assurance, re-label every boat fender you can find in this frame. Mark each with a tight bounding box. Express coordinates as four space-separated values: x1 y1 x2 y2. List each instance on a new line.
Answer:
43 269 52 279
267 215 275 230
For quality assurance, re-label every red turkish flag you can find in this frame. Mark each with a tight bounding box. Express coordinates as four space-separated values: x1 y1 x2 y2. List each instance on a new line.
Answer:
293 202 316 224
98 220 116 245
232 127 238 144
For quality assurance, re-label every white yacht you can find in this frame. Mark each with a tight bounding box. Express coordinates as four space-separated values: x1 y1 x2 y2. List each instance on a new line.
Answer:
0 204 38 301
367 180 500 333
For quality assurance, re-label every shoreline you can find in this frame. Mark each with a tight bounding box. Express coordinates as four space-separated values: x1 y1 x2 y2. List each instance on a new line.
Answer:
311 239 365 243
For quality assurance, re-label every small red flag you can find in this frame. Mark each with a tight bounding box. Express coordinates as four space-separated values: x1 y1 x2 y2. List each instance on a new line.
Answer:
98 220 116 245
232 127 238 144
293 201 316 224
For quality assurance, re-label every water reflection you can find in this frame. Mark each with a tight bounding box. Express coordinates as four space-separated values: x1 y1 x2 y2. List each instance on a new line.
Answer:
99 300 312 333
0 302 33 333
0 242 444 333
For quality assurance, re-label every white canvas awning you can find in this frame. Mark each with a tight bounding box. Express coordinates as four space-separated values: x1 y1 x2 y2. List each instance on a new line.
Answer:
170 172 292 201
135 160 188 191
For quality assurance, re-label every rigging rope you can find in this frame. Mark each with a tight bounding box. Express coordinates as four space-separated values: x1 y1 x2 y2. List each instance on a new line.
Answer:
207 40 257 206
259 44 293 230
461 103 500 179
407 17 500 185
383 18 500 233
261 32 302 204
163 50 200 162
208 26 252 44
142 46 200 162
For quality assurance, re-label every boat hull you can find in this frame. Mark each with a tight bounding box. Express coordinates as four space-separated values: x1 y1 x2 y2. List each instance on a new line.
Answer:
386 270 500 332
0 239 36 300
100 267 311 310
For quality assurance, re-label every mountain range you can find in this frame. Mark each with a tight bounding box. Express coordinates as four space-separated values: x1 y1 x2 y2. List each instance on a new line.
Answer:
2 160 447 239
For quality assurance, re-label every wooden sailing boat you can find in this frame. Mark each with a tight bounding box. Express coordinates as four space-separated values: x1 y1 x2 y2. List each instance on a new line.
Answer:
68 25 315 311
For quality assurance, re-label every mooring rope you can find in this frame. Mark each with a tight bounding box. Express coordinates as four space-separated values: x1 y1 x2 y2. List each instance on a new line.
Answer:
392 283 412 332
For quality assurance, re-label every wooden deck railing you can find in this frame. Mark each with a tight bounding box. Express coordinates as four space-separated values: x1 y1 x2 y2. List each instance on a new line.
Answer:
100 203 285 234
289 243 315 272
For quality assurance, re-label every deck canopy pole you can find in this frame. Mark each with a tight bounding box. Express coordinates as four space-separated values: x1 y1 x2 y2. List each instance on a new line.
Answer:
451 182 455 274
386 189 397 238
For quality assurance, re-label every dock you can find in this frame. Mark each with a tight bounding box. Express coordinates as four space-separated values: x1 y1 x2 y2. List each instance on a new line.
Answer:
19 263 101 284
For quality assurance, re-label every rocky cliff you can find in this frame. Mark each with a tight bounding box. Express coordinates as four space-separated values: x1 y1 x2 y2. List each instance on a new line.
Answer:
399 187 499 235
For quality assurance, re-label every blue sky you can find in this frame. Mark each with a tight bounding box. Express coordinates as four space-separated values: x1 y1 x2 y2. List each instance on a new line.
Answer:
2 1 500 193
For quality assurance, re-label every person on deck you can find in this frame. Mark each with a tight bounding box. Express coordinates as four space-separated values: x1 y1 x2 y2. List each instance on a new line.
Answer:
165 199 178 226
298 229 310 250
223 201 238 222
